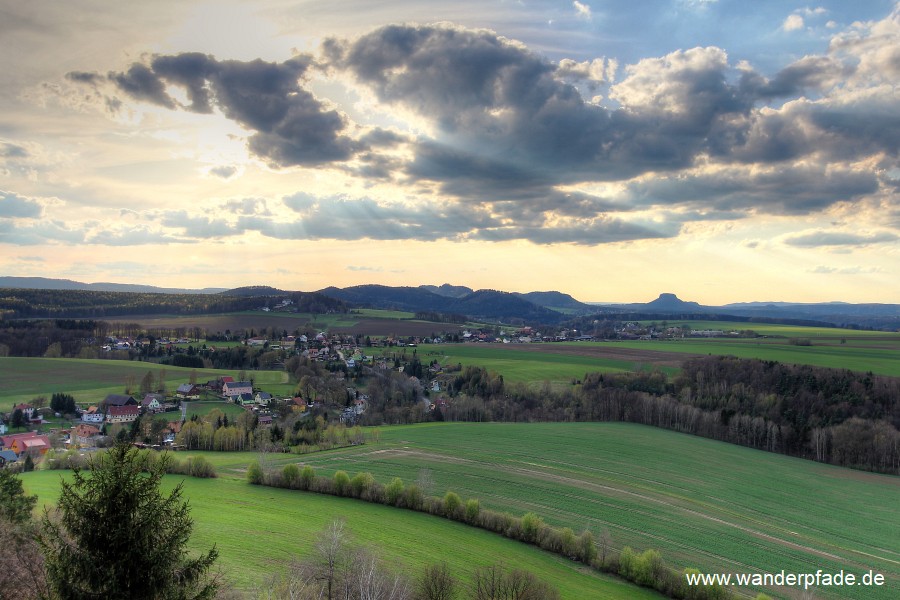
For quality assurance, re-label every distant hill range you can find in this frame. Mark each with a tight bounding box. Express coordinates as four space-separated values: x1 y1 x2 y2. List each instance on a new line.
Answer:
0 276 227 295
317 285 576 324
595 293 900 330
3 277 898 329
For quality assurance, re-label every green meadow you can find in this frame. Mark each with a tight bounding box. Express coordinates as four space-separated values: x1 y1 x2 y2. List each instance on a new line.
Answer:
281 422 900 600
21 469 658 599
583 337 900 377
379 344 638 385
0 357 288 413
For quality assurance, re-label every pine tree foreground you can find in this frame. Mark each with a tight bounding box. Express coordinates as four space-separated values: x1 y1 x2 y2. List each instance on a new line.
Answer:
38 443 219 600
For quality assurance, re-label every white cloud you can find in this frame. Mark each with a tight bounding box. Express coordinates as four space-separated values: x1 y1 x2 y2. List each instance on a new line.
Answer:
783 14 805 32
573 1 592 21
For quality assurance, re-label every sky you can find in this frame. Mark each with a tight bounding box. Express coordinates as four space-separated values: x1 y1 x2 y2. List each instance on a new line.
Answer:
1 0 898 305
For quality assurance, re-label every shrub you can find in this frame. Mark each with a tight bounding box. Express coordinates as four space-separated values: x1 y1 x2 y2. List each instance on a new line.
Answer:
246 460 264 485
299 465 315 490
333 470 351 496
401 483 424 510
558 527 577 559
350 472 375 499
282 464 301 488
464 498 480 524
577 529 597 564
385 477 404 506
186 456 216 478
442 491 462 519
520 512 544 544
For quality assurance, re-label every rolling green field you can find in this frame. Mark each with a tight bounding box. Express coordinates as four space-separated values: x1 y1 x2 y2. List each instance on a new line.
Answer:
261 422 899 600
583 337 900 377
643 321 897 338
378 344 642 385
21 470 658 599
0 357 289 413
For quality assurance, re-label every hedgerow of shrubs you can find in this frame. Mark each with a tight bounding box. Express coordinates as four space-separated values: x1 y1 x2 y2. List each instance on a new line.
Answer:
41 448 217 478
248 463 735 599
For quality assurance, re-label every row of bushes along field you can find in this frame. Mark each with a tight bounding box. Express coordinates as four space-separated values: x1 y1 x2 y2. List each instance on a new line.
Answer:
247 462 775 600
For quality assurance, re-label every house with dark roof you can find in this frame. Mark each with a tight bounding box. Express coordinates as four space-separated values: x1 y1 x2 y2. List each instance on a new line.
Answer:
0 449 18 467
175 384 201 400
102 394 137 409
235 392 256 406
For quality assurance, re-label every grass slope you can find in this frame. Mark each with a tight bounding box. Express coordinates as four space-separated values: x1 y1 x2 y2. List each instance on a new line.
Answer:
0 357 287 412
21 471 657 599
275 422 900 600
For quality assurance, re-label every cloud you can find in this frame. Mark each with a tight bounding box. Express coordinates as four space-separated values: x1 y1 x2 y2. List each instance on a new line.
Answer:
0 190 43 218
208 165 238 179
60 13 900 249
0 141 29 159
85 225 190 246
0 220 84 245
627 166 879 215
784 231 898 248
811 265 882 274
347 265 383 272
573 1 592 21
159 210 237 238
89 53 364 167
783 15 805 32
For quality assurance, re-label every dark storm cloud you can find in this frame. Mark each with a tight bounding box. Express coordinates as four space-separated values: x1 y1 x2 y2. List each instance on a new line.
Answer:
628 167 879 215
0 190 43 218
67 18 898 247
784 231 898 248
108 64 176 109
740 56 847 99
65 71 104 85
96 53 360 166
328 24 899 189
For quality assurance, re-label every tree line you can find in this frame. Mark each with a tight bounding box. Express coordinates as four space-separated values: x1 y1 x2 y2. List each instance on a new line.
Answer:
359 358 900 474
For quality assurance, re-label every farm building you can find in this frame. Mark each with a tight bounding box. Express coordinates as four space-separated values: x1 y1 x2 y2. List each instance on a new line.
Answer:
102 394 137 409
223 381 253 401
176 384 202 400
106 405 140 423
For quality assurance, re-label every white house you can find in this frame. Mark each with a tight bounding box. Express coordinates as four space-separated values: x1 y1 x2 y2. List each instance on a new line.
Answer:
223 381 253 400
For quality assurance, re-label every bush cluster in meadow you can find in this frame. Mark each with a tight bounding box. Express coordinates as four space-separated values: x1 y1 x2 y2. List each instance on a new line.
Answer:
41 448 217 478
248 462 740 599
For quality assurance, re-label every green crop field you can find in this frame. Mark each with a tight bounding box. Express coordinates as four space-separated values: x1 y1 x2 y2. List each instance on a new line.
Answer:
582 337 900 377
378 344 642 385
0 357 288 413
21 470 658 599
275 422 899 600
641 320 898 338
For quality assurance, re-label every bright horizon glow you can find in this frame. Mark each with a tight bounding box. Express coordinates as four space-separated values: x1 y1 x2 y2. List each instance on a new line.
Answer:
1 1 898 306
